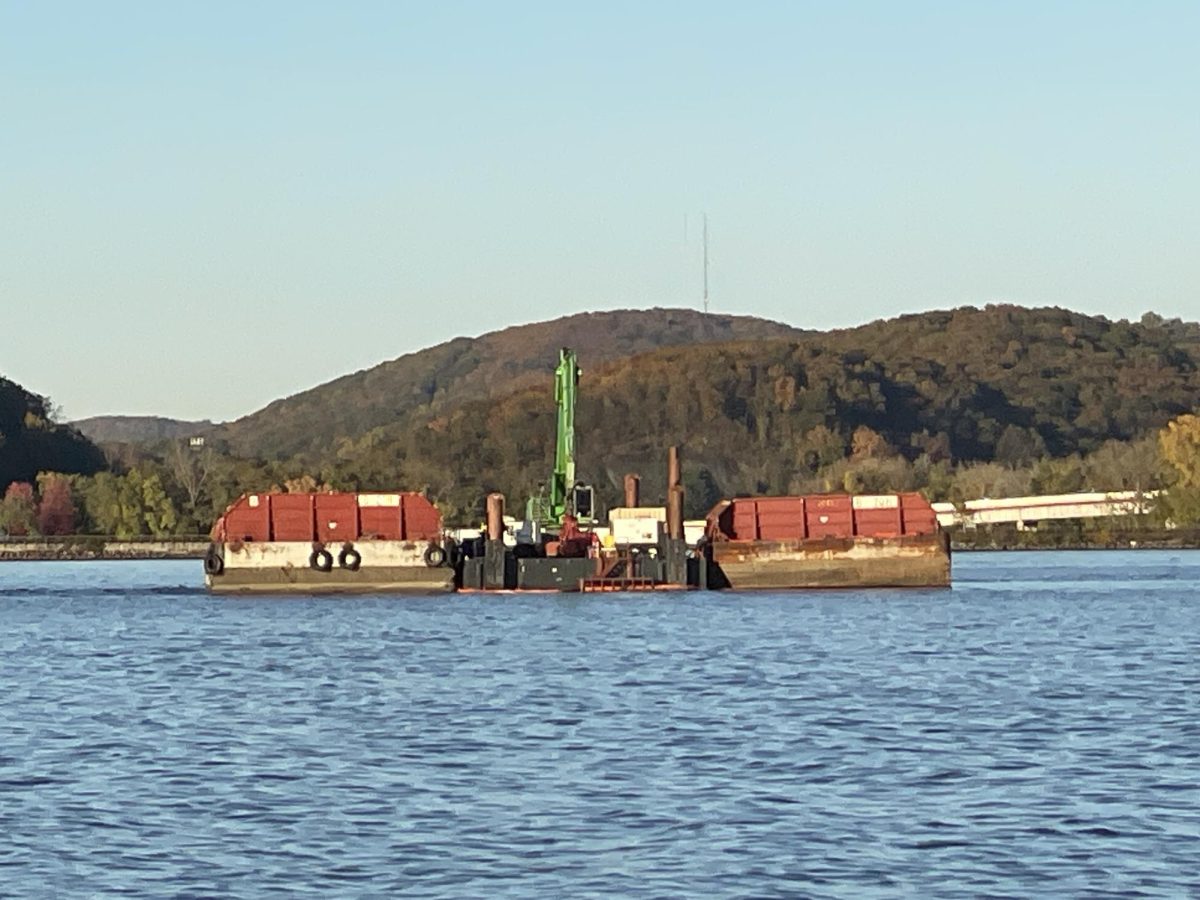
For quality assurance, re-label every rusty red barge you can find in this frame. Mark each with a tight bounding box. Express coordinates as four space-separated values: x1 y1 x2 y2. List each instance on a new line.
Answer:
204 486 949 594
703 493 950 589
204 491 454 594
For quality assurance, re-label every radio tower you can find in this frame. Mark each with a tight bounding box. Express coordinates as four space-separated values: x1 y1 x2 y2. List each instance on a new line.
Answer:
702 212 709 314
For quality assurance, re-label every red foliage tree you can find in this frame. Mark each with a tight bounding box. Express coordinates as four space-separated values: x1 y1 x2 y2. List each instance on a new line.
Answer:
1 482 37 536
37 474 76 536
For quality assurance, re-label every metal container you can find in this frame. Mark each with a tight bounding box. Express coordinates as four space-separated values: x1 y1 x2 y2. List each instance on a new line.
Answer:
705 493 951 589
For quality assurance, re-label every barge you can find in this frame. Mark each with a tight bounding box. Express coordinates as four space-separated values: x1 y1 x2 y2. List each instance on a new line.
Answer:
702 493 950 589
202 349 948 594
203 485 949 594
204 491 454 594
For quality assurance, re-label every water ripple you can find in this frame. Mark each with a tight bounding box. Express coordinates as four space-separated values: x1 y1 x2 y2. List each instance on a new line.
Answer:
0 552 1198 897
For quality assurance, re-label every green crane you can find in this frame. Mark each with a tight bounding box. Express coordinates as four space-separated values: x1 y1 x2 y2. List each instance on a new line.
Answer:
526 347 593 527
551 347 579 522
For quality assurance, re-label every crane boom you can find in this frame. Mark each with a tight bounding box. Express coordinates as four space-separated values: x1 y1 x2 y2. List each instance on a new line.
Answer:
524 347 592 528
550 347 579 522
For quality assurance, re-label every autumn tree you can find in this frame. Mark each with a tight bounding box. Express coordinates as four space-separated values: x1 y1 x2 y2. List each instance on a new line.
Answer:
282 474 331 493
1158 414 1200 488
1158 414 1200 524
0 482 37 536
850 425 893 461
36 472 76 535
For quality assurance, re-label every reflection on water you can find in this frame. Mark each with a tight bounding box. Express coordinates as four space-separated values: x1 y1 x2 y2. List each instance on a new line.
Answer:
1 552 1197 897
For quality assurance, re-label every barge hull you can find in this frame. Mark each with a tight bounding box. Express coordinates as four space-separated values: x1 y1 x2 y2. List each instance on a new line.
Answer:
207 567 453 594
710 535 945 592
709 533 950 589
206 538 454 594
206 492 453 595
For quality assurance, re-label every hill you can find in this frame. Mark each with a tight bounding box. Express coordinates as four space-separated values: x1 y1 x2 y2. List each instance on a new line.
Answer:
73 416 213 446
213 308 806 459
17 304 1200 531
316 305 1200 519
1 378 106 489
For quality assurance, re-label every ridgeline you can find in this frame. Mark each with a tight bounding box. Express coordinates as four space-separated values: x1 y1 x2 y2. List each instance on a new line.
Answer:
14 303 1200 534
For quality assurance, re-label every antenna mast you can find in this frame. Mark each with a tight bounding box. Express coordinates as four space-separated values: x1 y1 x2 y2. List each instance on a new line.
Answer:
702 212 709 314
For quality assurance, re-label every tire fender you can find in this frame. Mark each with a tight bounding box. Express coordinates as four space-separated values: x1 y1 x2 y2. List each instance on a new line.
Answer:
309 548 334 572
338 545 362 571
203 545 224 576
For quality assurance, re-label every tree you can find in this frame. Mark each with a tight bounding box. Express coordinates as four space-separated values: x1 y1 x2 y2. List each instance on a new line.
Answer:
73 470 179 538
282 474 332 493
1030 455 1085 495
994 425 1047 469
75 472 128 536
139 472 179 537
1158 414 1200 525
829 456 916 494
36 472 76 535
1159 414 1200 489
850 425 892 461
168 440 216 530
1083 437 1162 492
0 482 37 536
950 463 1031 502
796 425 845 473
683 466 723 518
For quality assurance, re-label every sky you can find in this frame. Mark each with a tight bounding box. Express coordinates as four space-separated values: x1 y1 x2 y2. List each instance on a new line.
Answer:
2 1 1197 422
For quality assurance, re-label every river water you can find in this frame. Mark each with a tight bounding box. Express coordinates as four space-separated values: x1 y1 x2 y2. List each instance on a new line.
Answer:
0 551 1197 897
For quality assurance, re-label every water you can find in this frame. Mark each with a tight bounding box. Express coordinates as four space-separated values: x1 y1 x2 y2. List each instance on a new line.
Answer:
1 552 1197 898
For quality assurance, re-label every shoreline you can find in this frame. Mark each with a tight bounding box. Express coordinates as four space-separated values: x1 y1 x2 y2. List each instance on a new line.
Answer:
0 540 209 561
950 529 1200 552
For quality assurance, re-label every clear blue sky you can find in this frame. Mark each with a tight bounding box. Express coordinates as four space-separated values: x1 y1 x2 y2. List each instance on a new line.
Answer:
2 2 1197 421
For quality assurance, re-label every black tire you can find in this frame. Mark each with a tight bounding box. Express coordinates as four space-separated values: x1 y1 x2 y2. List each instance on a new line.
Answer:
309 549 334 572
203 546 224 576
423 543 447 568
338 546 362 571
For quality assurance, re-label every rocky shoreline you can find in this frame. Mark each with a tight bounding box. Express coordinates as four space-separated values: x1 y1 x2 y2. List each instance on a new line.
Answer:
951 526 1200 552
0 540 209 561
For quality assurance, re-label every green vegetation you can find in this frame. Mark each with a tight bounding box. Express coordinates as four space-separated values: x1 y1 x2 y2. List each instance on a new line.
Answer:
0 378 104 488
1156 413 1200 526
306 305 1199 521
209 307 805 459
71 415 213 446
8 305 1200 537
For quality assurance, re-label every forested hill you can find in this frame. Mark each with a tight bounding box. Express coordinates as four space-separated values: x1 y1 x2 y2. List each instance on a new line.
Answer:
8 304 1200 530
73 416 213 445
319 305 1200 517
812 305 1200 457
213 308 806 459
0 378 106 488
